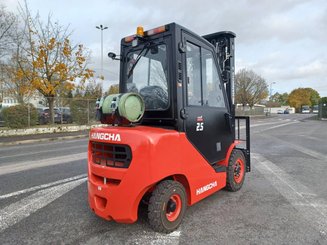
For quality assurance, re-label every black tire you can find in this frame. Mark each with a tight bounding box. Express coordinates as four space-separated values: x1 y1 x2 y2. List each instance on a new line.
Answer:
148 180 187 233
225 149 246 192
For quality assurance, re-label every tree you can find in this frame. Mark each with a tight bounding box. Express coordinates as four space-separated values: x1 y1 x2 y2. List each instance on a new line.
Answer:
270 92 289 106
107 84 119 95
307 88 320 105
16 3 93 123
0 4 16 102
71 79 102 99
288 88 320 112
0 4 15 58
69 80 101 124
235 69 268 107
84 80 102 99
1 33 35 104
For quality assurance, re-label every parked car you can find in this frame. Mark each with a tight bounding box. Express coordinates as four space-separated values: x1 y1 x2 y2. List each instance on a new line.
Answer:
277 109 284 114
38 107 62 124
301 105 310 114
312 105 318 114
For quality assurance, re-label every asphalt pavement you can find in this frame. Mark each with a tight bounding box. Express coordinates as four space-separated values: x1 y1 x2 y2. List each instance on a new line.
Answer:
0 114 326 244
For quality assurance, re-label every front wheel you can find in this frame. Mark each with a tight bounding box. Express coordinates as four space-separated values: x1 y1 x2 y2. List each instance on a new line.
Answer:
225 149 246 192
148 180 187 233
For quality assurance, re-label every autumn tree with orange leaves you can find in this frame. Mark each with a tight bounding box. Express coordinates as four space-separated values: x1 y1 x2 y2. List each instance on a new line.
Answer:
16 3 93 123
288 88 320 112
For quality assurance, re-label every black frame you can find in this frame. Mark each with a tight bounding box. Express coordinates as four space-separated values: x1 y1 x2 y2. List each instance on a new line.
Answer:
235 116 251 172
120 28 176 128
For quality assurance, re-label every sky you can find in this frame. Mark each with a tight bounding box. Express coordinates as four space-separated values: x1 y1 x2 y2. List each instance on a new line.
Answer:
3 0 327 96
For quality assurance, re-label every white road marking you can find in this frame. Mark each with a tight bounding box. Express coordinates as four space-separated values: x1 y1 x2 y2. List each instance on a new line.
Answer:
254 121 298 132
0 174 87 199
127 229 181 245
0 145 86 160
0 152 87 176
253 153 327 237
298 134 327 143
236 120 297 131
0 177 86 233
236 120 287 131
264 135 327 162
250 121 285 128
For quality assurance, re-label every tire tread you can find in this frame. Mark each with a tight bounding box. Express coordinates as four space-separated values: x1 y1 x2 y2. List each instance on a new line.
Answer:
148 180 186 233
225 149 246 192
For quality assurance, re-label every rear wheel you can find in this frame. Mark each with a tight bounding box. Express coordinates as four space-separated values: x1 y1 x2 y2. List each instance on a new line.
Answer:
148 180 187 233
225 149 246 192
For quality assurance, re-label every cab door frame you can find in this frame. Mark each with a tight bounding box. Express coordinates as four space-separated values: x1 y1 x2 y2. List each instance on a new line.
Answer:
181 30 232 164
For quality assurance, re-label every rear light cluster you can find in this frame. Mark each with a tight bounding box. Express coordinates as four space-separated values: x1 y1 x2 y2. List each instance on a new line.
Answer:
91 141 132 168
124 25 167 43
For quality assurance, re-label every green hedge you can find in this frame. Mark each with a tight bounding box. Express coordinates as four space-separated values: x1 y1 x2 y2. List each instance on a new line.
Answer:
2 104 38 128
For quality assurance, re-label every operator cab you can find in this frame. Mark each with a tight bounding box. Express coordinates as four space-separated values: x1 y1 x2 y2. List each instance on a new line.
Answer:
116 23 236 163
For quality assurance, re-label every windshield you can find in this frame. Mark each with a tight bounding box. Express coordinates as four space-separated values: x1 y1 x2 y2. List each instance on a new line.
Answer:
125 44 169 110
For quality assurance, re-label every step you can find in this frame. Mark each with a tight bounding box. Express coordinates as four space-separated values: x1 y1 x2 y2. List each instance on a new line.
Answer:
212 164 226 173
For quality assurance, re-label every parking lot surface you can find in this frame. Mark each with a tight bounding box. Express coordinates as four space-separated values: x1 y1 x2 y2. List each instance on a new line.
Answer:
0 114 326 244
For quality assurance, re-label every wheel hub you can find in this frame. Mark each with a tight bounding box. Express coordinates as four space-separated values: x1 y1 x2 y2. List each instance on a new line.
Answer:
167 199 177 213
165 194 182 222
233 158 244 184
234 164 241 176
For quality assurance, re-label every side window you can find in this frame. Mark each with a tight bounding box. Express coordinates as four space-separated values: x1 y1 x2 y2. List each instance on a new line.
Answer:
186 42 202 106
202 49 225 108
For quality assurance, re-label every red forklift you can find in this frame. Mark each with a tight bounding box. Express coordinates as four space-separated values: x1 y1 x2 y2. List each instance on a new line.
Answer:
88 23 250 233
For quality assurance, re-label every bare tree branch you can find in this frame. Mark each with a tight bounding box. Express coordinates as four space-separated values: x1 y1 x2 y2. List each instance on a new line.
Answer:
235 68 268 107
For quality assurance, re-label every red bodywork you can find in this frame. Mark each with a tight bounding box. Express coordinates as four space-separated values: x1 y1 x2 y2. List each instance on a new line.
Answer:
88 126 236 223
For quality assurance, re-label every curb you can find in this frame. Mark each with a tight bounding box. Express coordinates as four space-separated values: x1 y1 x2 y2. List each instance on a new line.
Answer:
0 134 88 147
0 124 104 137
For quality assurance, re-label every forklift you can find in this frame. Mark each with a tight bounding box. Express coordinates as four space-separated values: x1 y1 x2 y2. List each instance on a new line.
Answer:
88 23 250 233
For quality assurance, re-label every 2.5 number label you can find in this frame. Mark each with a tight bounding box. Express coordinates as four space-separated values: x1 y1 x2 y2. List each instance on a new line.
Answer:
196 122 204 131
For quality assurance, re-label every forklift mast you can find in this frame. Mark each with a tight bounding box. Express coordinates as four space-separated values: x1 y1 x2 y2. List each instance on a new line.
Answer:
202 32 236 113
203 32 250 171
203 31 236 143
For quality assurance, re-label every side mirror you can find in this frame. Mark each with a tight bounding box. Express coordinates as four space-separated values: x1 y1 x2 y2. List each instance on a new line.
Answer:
108 52 120 60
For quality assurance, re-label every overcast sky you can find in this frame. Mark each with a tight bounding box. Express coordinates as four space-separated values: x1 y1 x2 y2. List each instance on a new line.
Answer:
4 0 327 96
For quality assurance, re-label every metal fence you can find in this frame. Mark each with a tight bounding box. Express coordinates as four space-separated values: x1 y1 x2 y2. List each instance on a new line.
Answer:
318 103 327 119
0 98 270 128
0 97 99 128
235 105 265 116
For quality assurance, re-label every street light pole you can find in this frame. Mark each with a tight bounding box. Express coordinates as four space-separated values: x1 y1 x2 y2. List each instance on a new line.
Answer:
96 24 108 81
269 82 276 101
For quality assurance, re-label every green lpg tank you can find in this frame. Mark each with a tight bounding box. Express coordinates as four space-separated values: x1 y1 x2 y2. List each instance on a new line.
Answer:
101 93 145 123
